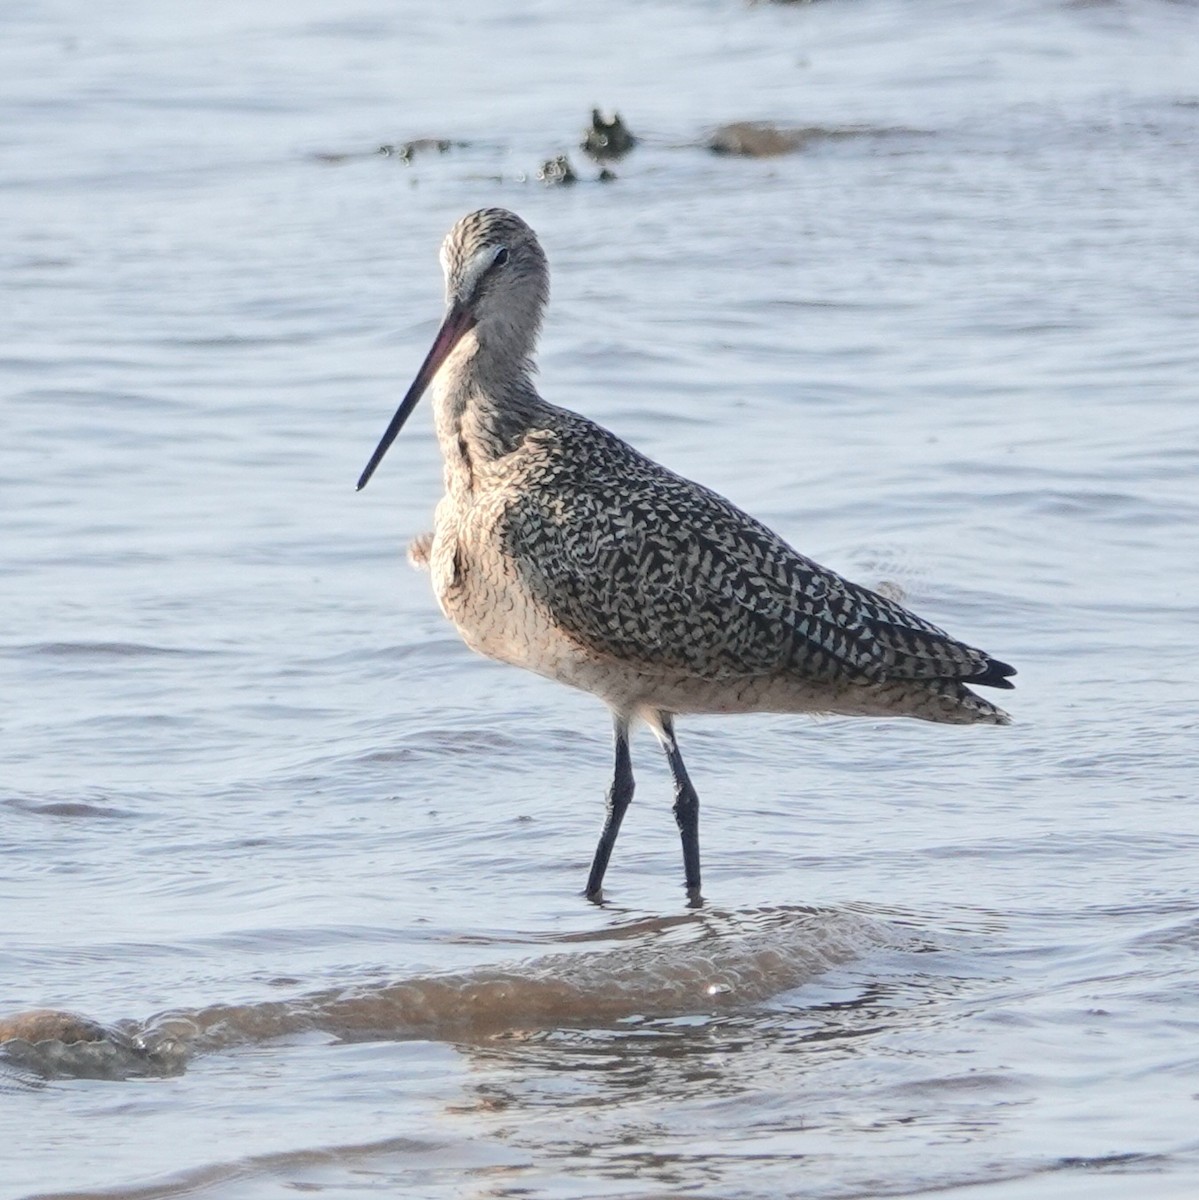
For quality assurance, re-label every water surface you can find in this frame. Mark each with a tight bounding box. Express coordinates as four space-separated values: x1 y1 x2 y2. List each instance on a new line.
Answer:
3 0 1199 1196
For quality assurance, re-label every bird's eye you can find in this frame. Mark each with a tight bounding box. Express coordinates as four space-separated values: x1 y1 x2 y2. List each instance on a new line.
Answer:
494 247 510 267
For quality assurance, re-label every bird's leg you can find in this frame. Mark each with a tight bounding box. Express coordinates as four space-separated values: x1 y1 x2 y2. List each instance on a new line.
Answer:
653 713 702 902
585 714 634 901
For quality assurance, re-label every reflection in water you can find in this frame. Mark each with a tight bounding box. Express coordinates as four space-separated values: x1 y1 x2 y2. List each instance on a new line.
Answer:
444 959 1015 1197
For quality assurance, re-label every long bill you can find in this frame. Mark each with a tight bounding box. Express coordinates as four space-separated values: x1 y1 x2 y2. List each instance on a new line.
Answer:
356 300 477 491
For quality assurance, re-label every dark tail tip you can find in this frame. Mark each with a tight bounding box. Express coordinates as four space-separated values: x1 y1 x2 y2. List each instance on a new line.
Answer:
974 657 1017 690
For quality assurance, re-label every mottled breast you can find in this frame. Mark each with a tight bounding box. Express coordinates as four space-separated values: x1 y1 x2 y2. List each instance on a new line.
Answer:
427 433 575 673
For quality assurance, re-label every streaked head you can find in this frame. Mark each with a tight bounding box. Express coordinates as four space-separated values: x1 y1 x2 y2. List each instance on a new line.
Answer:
357 209 549 490
440 208 548 345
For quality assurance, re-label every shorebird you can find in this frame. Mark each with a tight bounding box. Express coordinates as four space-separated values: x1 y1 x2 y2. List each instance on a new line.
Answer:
357 208 1015 902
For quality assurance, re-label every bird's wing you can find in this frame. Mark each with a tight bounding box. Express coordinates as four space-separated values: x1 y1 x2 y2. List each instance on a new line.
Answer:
499 428 1009 688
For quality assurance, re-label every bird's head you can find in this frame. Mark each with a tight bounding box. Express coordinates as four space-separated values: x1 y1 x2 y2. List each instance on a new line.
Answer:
357 208 548 491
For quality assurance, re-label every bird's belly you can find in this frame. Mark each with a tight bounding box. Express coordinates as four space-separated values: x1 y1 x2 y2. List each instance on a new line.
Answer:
439 573 555 673
579 669 859 720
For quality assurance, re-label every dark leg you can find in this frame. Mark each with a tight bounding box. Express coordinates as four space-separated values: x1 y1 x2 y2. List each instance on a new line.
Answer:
655 713 702 901
585 714 634 901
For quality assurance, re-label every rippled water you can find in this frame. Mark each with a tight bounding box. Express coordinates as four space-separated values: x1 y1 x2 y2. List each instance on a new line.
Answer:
4 0 1199 1196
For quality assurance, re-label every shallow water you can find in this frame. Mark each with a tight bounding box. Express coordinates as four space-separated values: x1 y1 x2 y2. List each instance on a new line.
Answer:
4 0 1199 1196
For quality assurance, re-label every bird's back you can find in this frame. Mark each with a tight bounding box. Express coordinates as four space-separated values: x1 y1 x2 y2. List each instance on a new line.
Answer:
493 405 1014 721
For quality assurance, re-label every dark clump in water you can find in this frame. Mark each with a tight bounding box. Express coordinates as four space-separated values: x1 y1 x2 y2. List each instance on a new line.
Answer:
537 155 579 185
580 108 638 161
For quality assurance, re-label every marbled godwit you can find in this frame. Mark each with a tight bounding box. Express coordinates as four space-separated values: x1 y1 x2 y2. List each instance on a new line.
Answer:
358 208 1015 902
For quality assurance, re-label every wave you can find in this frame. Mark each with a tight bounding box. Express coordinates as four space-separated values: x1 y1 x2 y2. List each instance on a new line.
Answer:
0 905 888 1082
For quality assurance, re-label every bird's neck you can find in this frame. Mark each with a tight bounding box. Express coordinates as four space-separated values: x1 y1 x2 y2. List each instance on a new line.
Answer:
433 340 545 492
